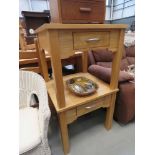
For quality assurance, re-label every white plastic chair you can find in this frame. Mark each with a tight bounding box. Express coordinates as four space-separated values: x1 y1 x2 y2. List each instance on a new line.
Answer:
19 70 51 155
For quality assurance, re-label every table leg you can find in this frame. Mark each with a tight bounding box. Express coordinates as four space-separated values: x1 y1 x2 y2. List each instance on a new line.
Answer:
104 93 116 130
58 112 70 155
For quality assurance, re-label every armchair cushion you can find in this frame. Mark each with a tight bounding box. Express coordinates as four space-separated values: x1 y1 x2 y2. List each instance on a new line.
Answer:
88 65 134 83
126 45 135 57
88 50 96 65
19 107 41 154
120 58 129 71
127 57 135 65
96 62 112 68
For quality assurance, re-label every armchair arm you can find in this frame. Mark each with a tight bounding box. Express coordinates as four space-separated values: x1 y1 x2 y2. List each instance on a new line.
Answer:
88 65 134 84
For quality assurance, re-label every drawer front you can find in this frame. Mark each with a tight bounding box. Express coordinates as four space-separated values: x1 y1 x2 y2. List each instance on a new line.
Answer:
61 0 105 23
73 31 110 49
66 108 77 124
77 95 111 117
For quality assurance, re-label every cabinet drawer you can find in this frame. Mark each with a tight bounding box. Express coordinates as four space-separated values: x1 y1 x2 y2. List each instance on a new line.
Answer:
66 108 77 124
73 31 110 49
61 0 105 23
77 95 111 117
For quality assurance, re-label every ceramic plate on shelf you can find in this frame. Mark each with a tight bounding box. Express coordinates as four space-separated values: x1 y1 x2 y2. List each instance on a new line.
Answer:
66 77 98 96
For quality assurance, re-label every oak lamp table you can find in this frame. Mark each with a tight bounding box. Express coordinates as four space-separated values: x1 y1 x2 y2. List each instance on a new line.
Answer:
35 24 127 155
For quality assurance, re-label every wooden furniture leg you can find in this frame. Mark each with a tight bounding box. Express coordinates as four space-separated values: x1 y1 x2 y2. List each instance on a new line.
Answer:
59 112 70 155
104 93 117 130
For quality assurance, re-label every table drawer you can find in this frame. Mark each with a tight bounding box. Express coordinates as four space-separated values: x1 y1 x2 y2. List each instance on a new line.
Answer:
66 108 77 124
61 0 105 23
77 95 111 117
73 31 110 49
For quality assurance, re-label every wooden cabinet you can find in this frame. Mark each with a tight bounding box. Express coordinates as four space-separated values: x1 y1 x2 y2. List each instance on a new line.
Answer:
22 11 51 37
50 0 106 23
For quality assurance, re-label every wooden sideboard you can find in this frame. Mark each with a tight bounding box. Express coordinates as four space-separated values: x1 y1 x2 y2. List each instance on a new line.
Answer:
35 24 127 155
50 0 106 23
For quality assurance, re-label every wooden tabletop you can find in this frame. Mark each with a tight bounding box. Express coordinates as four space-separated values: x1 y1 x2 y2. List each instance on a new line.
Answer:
35 24 128 33
46 72 118 113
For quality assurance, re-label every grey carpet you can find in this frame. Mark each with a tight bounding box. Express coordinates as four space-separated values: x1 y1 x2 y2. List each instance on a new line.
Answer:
48 109 135 155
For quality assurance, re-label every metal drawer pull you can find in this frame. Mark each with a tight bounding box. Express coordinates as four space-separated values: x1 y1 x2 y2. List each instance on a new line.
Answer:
85 38 100 42
80 7 92 12
85 104 97 109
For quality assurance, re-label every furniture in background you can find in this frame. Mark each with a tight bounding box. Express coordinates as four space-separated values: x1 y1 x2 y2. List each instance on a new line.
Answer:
19 23 36 50
19 70 51 155
35 23 127 155
21 11 51 44
19 41 83 77
19 23 83 75
88 45 135 124
50 0 106 23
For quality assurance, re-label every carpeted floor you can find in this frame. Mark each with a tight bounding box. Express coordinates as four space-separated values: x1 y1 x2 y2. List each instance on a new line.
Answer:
48 109 135 155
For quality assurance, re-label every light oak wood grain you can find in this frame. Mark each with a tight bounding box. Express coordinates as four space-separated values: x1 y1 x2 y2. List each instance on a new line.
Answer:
35 24 127 33
36 24 126 155
46 72 118 113
73 31 110 49
59 112 70 155
77 95 111 117
66 109 77 124
47 30 66 108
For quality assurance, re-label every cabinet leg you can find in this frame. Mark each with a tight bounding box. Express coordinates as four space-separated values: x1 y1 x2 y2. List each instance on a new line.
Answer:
104 94 116 130
58 112 70 155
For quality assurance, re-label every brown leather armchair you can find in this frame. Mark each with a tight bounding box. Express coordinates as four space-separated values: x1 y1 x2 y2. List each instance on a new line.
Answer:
88 46 135 124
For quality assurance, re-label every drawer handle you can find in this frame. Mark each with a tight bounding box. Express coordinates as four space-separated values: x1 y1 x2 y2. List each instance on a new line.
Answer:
85 104 97 109
85 38 100 42
80 7 92 12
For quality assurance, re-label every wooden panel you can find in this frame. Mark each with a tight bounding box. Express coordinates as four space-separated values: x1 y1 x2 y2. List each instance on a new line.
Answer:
19 51 38 59
110 30 125 89
73 31 110 49
19 25 27 50
109 30 120 49
58 112 70 154
50 0 62 23
38 31 50 52
58 31 74 59
46 73 118 112
20 67 40 73
35 39 49 82
35 24 127 33
47 30 66 108
104 93 117 130
61 0 105 23
77 95 111 117
26 44 36 50
66 108 77 124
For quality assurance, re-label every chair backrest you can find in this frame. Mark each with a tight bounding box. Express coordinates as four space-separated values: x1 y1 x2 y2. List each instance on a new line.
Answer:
19 39 49 82
19 23 36 51
19 50 40 73
19 70 49 108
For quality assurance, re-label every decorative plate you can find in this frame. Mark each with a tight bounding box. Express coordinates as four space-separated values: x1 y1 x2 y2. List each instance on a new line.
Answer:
66 76 98 96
